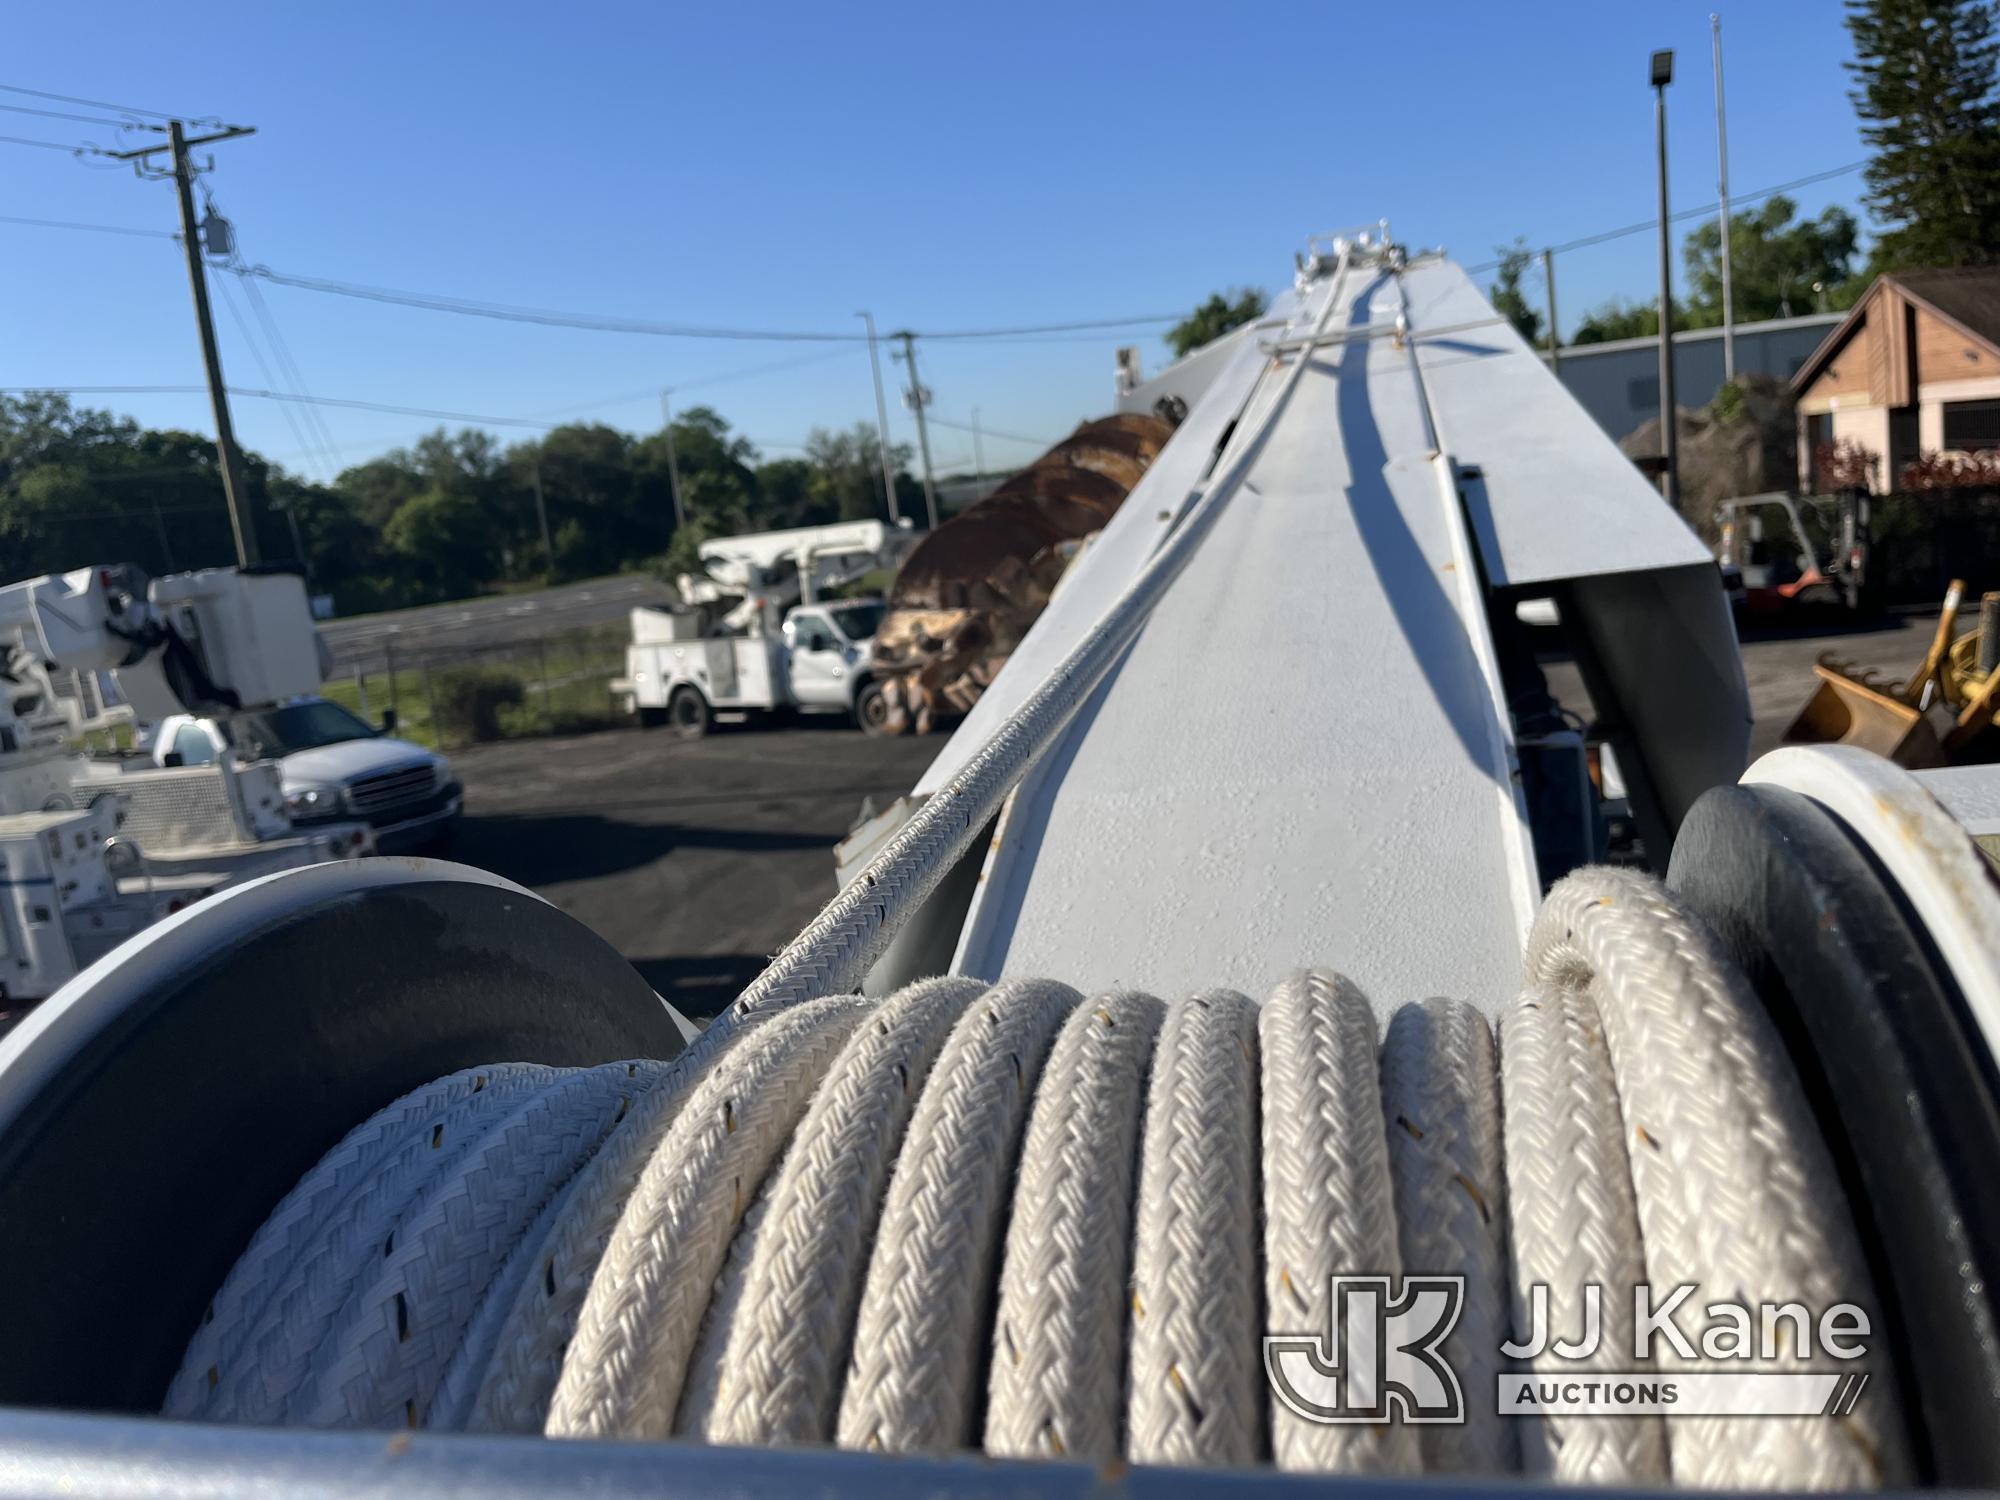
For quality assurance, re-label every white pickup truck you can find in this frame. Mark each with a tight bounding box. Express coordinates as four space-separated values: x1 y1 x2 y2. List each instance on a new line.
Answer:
617 599 889 738
151 697 462 853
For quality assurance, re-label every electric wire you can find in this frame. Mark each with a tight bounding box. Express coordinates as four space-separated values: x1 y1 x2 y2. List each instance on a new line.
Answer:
0 212 174 238
0 102 163 130
212 271 333 486
0 80 219 124
1466 160 1870 274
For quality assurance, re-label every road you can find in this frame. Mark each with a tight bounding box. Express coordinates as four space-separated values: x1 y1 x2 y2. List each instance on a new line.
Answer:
448 721 937 1021
443 616 1937 1023
319 574 670 669
1543 614 1933 760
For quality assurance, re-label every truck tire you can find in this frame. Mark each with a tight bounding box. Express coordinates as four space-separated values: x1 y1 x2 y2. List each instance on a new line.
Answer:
855 679 891 737
667 685 710 740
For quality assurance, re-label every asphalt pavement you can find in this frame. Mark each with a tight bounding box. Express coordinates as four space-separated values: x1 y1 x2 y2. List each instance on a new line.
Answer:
447 720 937 1021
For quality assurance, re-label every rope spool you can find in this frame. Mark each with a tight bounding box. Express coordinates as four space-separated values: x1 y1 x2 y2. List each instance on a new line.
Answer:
165 867 1917 1489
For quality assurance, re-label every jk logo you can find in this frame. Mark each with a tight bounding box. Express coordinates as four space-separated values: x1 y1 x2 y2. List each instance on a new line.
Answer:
1264 1275 1466 1424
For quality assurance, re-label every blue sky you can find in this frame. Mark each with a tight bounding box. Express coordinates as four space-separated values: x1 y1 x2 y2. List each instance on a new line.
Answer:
7 1 1866 485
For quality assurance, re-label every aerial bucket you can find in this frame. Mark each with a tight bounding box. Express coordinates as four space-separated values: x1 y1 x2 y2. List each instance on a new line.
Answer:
1783 662 1944 768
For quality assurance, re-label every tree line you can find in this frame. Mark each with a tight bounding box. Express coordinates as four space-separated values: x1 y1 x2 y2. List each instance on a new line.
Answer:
0 393 921 611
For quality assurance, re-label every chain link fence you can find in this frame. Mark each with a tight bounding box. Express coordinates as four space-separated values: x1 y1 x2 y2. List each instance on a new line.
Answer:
318 622 629 752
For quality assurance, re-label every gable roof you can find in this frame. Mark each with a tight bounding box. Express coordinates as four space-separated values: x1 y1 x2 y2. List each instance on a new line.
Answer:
1791 265 2000 394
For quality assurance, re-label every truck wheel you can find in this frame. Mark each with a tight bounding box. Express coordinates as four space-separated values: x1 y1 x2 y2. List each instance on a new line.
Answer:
637 706 669 729
855 680 892 737
667 685 710 740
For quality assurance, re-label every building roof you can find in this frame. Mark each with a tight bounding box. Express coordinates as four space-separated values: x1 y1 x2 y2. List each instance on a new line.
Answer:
1792 265 2000 394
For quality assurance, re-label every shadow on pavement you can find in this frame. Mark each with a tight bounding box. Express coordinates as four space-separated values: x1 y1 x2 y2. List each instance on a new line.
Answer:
451 813 832 886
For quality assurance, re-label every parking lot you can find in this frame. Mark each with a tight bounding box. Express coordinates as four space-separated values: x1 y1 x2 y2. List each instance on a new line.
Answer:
447 721 936 1020
443 616 1938 1020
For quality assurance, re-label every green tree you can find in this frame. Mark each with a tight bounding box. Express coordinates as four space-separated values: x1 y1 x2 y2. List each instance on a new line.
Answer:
383 488 496 600
1489 239 1544 344
1682 196 1861 322
1166 288 1268 358
1570 299 1670 344
1846 0 2000 269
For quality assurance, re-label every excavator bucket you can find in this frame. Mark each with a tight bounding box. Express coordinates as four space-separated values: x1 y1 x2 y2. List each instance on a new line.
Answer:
1782 661 1944 767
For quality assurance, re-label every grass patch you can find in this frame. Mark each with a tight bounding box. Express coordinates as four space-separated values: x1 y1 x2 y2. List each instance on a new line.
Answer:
322 622 627 751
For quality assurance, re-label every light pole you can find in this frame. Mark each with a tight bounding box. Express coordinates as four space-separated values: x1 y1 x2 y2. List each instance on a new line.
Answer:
1652 47 1681 513
1712 13 1736 383
856 311 900 524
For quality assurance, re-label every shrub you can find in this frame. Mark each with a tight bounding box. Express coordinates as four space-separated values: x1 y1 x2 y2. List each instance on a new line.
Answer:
432 664 526 743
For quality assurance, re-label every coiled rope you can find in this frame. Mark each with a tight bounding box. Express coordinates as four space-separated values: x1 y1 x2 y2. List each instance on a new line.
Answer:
166 867 1910 1490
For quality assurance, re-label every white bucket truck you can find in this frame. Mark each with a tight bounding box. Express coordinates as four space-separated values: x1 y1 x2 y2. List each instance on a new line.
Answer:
614 521 913 738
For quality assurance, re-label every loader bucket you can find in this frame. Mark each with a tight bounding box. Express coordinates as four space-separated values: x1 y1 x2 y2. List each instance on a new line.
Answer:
1782 663 1944 768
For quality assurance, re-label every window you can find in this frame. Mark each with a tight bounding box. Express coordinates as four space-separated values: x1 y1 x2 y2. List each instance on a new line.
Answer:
1943 398 2000 453
825 602 885 642
172 723 217 766
1804 412 1832 491
1889 405 1920 487
791 617 836 653
1628 376 1660 411
230 699 376 756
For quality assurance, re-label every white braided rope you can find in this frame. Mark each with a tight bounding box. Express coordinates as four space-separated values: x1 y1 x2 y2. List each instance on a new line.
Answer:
180 1063 569 1423
836 978 1081 1454
1381 997 1515 1476
984 990 1166 1463
1531 870 1911 1489
1258 971 1418 1475
675 1166 779 1438
1127 989 1266 1469
175 869 1914 1489
1499 969 1666 1483
546 994 871 1439
164 1065 558 1420
708 976 990 1447
464 1009 772 1434
284 1060 656 1428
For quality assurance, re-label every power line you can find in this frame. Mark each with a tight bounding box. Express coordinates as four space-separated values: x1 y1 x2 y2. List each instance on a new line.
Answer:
0 211 175 238
213 272 334 485
241 265 871 343
526 346 861 422
0 102 163 130
0 133 95 153
914 313 1181 339
5 384 833 458
1466 160 1870 275
0 81 218 125
926 413 1054 447
233 260 346 481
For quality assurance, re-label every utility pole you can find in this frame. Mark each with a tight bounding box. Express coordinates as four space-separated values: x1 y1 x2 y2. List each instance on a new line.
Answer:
971 407 985 477
531 463 556 574
1712 12 1736 382
856 311 900 524
1541 249 1561 377
1651 49 1682 513
658 390 687 534
111 121 260 565
893 332 940 530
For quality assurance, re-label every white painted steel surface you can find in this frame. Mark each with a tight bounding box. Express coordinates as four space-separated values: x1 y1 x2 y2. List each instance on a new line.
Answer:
954 266 1530 1016
1400 258 1713 588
